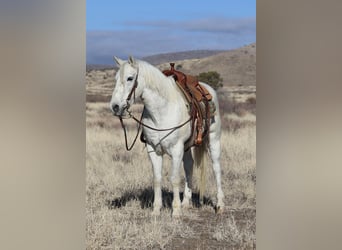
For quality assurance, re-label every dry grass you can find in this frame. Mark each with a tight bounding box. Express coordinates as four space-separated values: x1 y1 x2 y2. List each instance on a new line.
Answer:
86 96 255 249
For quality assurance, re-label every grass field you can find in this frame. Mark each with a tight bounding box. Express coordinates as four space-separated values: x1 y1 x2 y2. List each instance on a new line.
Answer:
86 88 256 249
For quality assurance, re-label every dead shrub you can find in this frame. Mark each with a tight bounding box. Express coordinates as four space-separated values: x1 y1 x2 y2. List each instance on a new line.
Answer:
86 94 111 103
246 97 256 105
219 96 256 116
221 117 255 132
234 106 248 117
242 97 256 115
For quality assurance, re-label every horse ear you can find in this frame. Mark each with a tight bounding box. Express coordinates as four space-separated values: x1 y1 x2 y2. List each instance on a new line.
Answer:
113 56 125 66
128 56 136 66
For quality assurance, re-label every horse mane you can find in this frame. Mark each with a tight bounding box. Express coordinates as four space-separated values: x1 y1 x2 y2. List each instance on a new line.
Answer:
136 60 165 82
136 60 177 99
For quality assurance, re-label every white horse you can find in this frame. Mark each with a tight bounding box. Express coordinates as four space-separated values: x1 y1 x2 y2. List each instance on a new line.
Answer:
110 56 224 216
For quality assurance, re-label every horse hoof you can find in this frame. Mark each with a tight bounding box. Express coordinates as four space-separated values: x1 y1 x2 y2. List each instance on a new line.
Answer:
215 206 224 214
172 208 182 218
151 209 161 216
181 201 192 209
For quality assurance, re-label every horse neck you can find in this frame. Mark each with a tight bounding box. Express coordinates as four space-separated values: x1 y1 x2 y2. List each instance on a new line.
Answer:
139 62 181 114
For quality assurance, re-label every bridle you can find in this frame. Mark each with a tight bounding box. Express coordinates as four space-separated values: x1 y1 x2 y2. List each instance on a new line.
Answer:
124 67 139 111
117 67 192 151
118 67 142 151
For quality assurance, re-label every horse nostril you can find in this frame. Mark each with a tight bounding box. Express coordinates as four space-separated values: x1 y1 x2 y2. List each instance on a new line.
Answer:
112 104 119 113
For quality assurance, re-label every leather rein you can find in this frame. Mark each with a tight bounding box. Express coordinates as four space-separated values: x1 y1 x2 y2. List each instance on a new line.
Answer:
118 69 192 151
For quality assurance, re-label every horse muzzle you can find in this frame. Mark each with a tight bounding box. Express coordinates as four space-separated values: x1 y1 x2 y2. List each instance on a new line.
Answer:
110 103 129 117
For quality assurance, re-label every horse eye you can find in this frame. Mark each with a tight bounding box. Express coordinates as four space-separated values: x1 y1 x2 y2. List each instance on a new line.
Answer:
127 76 134 81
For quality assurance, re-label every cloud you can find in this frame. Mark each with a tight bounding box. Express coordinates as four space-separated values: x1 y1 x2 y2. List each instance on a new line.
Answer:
87 17 255 64
124 17 255 34
184 18 255 34
87 30 190 64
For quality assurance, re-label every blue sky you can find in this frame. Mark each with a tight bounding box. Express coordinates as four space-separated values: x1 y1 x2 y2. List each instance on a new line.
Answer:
87 0 255 64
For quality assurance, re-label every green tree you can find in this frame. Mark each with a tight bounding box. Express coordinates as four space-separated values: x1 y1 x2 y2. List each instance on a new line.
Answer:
197 71 223 90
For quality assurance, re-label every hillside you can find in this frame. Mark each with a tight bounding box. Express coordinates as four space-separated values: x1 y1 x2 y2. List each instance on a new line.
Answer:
141 50 226 65
86 64 113 71
157 43 256 86
86 50 226 71
86 43 256 100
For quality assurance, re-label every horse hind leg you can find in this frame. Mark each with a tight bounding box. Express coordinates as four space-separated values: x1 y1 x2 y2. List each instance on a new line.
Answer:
209 133 225 213
170 143 184 217
182 150 194 209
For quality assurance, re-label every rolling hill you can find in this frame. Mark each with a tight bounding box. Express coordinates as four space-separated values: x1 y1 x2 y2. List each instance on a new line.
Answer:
141 50 226 65
86 43 256 98
157 43 255 86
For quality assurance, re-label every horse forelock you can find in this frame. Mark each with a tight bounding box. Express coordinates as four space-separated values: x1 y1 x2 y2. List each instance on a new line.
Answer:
117 62 135 83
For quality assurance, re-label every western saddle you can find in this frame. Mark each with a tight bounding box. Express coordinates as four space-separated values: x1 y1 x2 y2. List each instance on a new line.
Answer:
162 63 215 146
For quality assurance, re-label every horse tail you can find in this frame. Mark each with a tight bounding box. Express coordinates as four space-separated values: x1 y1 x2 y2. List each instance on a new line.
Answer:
193 142 207 204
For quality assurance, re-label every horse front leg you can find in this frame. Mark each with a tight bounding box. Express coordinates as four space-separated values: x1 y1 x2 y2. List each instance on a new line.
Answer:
147 144 163 216
170 143 184 217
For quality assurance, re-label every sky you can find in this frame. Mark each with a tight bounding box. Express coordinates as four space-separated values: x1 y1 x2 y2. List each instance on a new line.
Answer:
86 0 255 64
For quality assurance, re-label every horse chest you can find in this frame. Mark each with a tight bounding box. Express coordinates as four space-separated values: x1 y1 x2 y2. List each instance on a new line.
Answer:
143 129 175 155
141 102 190 155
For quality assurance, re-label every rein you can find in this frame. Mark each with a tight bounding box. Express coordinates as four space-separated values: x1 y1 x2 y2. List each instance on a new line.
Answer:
119 113 143 151
119 108 192 151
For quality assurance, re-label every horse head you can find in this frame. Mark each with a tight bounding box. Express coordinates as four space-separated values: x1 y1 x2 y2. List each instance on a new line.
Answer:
110 56 141 116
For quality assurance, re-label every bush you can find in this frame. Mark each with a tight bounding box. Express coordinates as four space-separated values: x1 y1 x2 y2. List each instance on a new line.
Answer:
86 94 111 103
221 117 255 133
219 96 256 116
246 97 256 105
197 71 223 90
